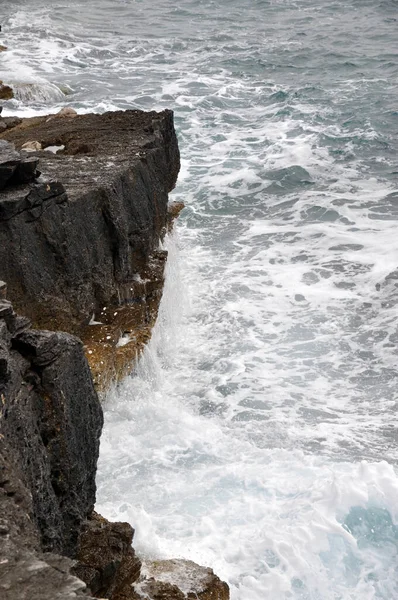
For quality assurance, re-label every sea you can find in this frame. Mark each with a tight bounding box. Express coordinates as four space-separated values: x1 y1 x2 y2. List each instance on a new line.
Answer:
1 1 398 598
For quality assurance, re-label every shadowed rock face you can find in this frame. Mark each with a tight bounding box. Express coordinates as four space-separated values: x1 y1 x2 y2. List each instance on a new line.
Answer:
73 512 142 599
0 300 103 558
0 139 40 190
0 433 95 600
0 109 180 334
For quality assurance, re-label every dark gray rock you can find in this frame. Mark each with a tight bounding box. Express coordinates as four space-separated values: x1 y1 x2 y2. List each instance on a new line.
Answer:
12 154 40 184
1 116 22 129
0 180 67 222
0 301 103 558
0 139 20 189
0 424 94 600
0 279 7 298
0 109 180 333
0 139 41 191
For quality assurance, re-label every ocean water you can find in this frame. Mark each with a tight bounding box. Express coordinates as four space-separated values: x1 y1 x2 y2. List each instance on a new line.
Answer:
1 0 398 598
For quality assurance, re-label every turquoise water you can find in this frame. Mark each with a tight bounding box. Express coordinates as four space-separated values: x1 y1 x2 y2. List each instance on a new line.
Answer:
1 1 398 597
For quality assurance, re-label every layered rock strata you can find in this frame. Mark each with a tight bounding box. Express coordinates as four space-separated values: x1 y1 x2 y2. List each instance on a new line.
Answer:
0 109 180 387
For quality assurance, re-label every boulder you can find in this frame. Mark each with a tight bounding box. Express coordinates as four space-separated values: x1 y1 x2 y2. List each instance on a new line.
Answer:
55 106 78 118
0 80 13 99
132 560 230 600
73 512 142 599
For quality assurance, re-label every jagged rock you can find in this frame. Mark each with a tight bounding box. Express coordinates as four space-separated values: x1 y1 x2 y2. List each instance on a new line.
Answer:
73 512 142 599
167 201 185 231
0 80 13 99
0 139 21 189
14 154 40 183
0 304 100 599
83 249 168 390
0 301 103 557
0 179 67 221
0 110 180 338
0 110 180 390
0 139 40 190
0 436 94 600
132 560 230 600
0 45 7 51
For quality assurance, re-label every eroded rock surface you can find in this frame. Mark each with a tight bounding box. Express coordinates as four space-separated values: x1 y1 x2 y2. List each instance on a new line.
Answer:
0 109 180 387
0 301 101 599
0 80 13 99
0 299 103 557
0 109 179 331
133 560 230 600
73 512 141 599
0 111 229 600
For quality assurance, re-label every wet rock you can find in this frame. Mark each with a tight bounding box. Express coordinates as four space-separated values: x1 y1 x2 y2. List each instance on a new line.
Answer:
0 80 13 100
0 110 180 340
73 512 141 599
56 106 78 118
83 249 168 390
133 560 230 600
0 301 103 557
0 44 7 52
167 201 185 231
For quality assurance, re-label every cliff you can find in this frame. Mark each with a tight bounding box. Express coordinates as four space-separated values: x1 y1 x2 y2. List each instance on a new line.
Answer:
0 109 180 388
0 110 229 600
0 299 101 599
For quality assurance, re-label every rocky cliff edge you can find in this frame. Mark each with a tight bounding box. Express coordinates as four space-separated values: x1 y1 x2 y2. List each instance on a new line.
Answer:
0 109 181 389
0 109 229 600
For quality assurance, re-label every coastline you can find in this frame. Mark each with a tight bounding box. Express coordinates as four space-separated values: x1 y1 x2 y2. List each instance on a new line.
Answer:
0 108 230 600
